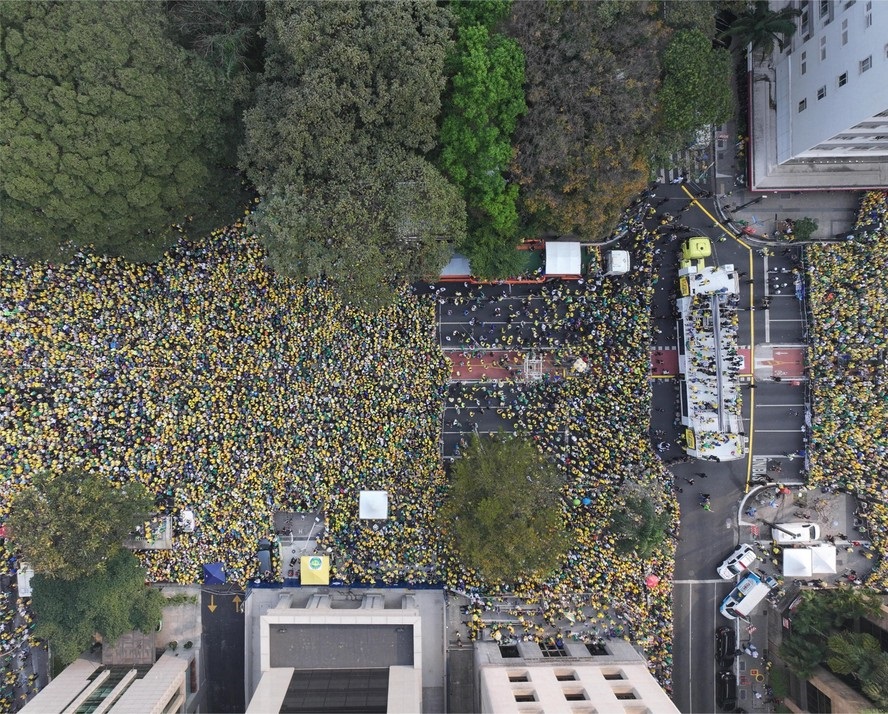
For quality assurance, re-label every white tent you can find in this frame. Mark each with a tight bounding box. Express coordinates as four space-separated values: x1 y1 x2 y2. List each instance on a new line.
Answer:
359 490 389 520
545 242 582 276
811 544 837 574
783 548 812 577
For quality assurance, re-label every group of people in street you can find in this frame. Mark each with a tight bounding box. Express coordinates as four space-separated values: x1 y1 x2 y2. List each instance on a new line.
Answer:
806 190 888 587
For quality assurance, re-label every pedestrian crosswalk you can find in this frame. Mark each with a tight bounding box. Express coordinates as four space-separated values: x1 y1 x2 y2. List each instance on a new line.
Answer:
655 147 711 184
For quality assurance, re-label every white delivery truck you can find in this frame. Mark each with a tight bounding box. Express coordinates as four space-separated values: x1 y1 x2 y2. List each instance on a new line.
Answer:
719 572 777 620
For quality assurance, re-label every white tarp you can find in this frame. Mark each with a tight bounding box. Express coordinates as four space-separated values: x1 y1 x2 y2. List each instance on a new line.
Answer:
606 250 630 275
545 242 582 275
440 253 472 277
783 548 812 577
811 544 837 574
359 490 389 520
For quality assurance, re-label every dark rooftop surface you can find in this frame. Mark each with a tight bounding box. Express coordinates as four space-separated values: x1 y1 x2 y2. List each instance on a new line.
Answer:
270 624 413 670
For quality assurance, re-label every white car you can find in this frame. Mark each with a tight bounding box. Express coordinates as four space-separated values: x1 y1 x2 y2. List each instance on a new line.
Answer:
773 523 821 543
717 543 758 579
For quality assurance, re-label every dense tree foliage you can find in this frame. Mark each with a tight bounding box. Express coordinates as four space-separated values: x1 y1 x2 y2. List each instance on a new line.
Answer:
449 0 511 29
439 23 525 278
779 587 887 704
250 152 464 309
720 0 802 56
659 30 734 138
610 493 671 559
31 550 165 666
0 1 240 262
165 0 265 79
8 469 152 580
508 1 667 241
440 434 568 584
240 0 461 307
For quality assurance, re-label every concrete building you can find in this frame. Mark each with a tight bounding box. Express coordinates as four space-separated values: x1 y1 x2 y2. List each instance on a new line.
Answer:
20 651 197 714
244 587 445 713
749 0 888 189
475 639 679 714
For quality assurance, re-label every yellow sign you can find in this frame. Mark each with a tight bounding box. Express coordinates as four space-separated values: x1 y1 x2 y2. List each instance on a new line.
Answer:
679 276 690 297
300 555 330 585
685 428 696 451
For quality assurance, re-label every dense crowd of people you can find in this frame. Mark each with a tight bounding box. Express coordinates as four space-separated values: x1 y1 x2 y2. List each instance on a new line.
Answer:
806 190 888 587
0 193 683 703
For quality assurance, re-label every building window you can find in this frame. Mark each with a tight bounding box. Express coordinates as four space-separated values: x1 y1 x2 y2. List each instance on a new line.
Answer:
514 691 537 702
844 0 856 8
499 645 521 658
615 691 639 700
838 72 848 86
865 0 873 26
817 85 827 99
801 50 807 74
819 0 829 16
799 98 808 112
564 690 589 701
555 671 578 681
603 671 626 680
509 672 529 682
842 18 848 43
860 55 872 72
820 35 827 60
540 641 567 657
806 680 832 713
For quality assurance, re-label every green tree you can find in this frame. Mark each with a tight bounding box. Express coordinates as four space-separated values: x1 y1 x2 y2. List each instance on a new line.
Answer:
610 493 671 559
31 550 165 666
827 632 888 709
720 1 802 56
0 0 240 262
8 469 152 580
658 30 735 139
439 23 526 278
508 1 667 240
240 0 459 306
793 217 818 241
250 152 464 310
439 433 568 584
792 586 882 636
165 0 265 79
779 634 826 679
449 0 511 29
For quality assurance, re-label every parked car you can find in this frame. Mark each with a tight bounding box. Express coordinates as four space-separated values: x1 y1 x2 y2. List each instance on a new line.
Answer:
717 543 758 579
716 669 737 711
772 522 821 543
716 626 736 668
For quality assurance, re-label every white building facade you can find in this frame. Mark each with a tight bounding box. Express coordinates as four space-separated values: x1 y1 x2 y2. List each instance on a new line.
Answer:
774 0 888 163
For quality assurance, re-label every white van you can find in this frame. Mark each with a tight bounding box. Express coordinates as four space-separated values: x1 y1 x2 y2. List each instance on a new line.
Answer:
773 523 821 544
717 543 758 579
719 572 776 620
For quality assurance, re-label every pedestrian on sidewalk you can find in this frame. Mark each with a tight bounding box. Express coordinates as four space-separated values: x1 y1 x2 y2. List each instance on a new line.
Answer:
683 477 695 485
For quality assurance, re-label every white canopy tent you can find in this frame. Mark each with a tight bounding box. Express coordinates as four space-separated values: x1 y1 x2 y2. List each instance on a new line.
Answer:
359 490 389 520
811 544 837 574
783 548 812 577
545 242 582 276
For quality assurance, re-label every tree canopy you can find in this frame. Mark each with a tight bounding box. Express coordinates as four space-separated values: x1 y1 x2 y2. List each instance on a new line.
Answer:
250 152 465 310
31 550 165 666
240 0 461 307
439 433 568 584
658 30 735 139
508 1 667 241
610 493 671 559
0 0 240 262
720 0 802 56
7 469 152 580
438 22 526 278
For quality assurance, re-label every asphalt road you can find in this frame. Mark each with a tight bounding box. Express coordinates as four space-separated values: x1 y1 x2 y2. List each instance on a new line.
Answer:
652 183 809 713
201 586 246 713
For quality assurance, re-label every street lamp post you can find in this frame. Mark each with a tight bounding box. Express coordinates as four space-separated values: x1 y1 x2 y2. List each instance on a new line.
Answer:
733 195 768 211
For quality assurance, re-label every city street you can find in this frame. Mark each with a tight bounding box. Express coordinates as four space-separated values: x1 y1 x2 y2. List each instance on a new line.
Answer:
431 178 819 713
